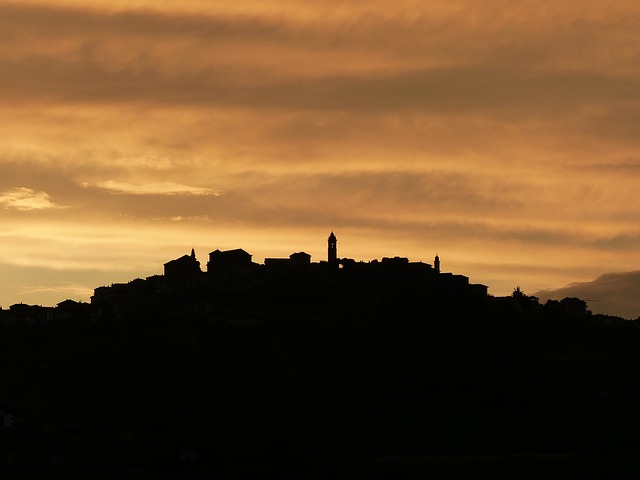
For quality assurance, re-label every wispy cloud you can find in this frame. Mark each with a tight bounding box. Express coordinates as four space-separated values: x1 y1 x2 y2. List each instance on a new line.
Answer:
0 187 66 211
111 155 178 171
82 180 222 196
18 282 94 300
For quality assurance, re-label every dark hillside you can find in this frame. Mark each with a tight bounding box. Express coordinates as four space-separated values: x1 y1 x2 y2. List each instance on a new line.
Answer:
1 281 639 478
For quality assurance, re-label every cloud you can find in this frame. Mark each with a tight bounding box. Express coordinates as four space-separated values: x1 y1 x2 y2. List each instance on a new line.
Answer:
0 187 66 211
0 0 638 310
535 271 640 320
18 282 94 300
1 1 639 120
110 155 178 171
82 180 222 196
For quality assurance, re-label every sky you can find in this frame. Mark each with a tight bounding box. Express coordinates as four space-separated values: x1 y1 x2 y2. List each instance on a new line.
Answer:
1 1 640 317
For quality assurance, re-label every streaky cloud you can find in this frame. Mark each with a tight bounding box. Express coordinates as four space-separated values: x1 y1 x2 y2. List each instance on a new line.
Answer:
82 180 223 196
18 282 94 298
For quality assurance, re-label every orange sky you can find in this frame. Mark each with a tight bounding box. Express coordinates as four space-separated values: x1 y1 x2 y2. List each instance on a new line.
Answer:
1 1 640 316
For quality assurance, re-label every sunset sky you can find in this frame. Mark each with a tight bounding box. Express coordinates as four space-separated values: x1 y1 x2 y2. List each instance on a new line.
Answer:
1 1 640 317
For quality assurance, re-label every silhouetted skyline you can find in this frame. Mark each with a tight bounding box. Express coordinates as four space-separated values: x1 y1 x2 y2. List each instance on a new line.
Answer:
2 229 639 318
1 227 638 477
0 1 639 318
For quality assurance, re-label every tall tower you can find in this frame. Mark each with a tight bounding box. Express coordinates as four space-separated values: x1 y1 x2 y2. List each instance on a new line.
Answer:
434 253 440 273
328 231 337 265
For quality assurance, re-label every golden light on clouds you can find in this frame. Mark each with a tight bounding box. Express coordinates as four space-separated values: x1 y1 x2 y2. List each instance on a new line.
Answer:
1 0 640 316
0 187 66 211
81 181 223 196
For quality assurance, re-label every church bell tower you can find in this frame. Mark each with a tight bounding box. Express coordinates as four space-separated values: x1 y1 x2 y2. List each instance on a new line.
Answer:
328 231 337 265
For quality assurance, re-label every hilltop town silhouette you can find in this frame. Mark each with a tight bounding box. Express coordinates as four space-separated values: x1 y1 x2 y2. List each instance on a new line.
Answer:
91 231 489 315
1 232 640 478
1 232 488 326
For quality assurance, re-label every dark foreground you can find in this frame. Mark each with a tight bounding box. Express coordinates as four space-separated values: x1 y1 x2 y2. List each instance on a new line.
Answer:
2 285 640 478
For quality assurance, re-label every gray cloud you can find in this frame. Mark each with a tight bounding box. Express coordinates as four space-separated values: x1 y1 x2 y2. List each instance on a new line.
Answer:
536 271 640 319
2 52 638 118
0 2 638 123
2 2 638 69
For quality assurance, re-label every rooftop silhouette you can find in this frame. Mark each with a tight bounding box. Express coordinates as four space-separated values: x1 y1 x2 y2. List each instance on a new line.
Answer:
89 231 489 314
0 231 637 478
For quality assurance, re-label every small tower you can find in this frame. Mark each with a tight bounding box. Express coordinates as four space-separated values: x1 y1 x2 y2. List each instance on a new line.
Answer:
191 248 196 260
328 231 337 265
434 253 440 273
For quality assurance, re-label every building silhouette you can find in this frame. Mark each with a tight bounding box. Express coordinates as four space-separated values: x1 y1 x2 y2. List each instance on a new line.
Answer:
164 248 201 279
328 231 337 265
207 248 253 274
290 251 311 267
265 252 312 270
88 231 489 309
